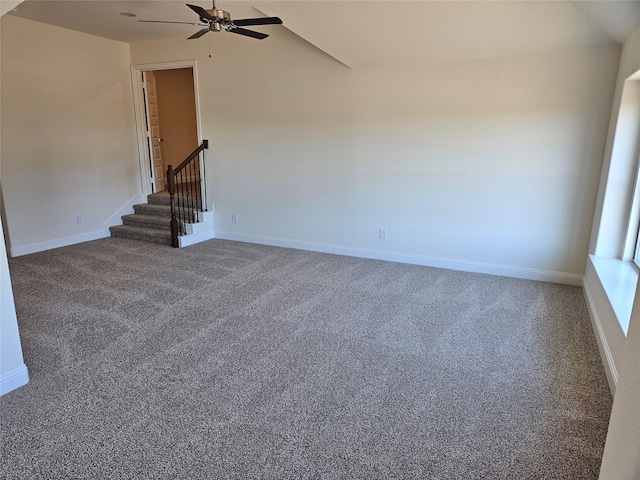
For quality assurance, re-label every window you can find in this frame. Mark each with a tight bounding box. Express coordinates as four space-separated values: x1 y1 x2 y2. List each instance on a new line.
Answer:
592 71 640 336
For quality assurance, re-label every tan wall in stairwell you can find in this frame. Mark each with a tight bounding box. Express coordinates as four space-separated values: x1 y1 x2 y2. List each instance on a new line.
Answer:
153 68 199 179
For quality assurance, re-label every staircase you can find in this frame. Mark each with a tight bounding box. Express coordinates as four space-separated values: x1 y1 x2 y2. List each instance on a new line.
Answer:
110 192 172 245
110 190 214 247
111 140 212 248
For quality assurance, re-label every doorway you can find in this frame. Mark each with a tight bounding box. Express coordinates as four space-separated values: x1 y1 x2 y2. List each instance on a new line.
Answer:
131 61 201 195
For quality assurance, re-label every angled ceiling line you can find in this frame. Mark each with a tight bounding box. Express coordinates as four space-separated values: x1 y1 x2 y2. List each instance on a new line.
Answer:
253 4 353 69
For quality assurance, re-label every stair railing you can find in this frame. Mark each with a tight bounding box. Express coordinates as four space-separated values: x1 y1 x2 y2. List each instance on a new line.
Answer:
167 139 209 248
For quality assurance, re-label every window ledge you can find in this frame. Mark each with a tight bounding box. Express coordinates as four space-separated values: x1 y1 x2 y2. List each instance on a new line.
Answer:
589 255 637 335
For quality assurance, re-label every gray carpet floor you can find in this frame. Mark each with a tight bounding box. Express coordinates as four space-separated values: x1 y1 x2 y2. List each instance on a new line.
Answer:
2 238 612 479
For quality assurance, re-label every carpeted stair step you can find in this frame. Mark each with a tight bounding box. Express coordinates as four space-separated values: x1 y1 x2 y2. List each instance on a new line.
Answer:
147 192 171 206
148 191 202 209
111 185 208 246
109 225 172 246
133 203 172 218
122 213 171 231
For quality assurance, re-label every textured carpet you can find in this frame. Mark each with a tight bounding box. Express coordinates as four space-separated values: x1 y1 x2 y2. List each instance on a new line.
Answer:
2 238 612 479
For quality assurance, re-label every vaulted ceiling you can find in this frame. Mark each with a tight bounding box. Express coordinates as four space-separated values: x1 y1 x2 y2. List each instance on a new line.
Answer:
5 1 640 68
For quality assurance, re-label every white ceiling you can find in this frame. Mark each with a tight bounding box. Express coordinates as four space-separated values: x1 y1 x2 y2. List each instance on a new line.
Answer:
5 1 640 68
260 1 640 68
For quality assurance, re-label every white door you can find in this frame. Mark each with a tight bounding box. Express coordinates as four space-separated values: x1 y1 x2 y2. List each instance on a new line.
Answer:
144 71 165 192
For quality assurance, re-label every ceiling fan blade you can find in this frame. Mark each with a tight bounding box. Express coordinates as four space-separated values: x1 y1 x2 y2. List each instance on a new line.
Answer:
232 17 282 27
187 4 214 21
139 20 206 26
228 27 269 40
188 28 210 39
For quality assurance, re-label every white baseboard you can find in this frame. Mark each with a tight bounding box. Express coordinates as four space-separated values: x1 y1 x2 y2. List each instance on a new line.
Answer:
213 231 583 285
10 230 109 257
179 230 215 248
583 275 619 393
0 364 29 397
9 193 146 257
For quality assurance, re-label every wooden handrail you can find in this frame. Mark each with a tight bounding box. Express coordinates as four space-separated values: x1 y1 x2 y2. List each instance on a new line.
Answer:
167 140 209 247
170 139 209 180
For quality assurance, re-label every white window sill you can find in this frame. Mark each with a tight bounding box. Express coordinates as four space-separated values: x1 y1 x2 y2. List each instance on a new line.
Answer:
589 255 637 335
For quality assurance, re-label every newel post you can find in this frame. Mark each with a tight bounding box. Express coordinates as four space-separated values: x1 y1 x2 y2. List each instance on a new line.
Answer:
167 165 179 248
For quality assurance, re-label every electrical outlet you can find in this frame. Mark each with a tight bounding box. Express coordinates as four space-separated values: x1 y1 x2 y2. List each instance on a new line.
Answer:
75 215 82 225
232 214 238 224
379 228 387 239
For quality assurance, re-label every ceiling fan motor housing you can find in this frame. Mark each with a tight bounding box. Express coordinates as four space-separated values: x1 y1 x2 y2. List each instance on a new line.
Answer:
150 4 283 40
207 8 230 23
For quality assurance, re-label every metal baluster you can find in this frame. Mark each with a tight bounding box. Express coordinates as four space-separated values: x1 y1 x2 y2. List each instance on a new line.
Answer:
187 159 193 223
183 170 188 234
167 165 178 248
202 140 209 212
195 154 202 220
190 156 198 222
179 170 185 235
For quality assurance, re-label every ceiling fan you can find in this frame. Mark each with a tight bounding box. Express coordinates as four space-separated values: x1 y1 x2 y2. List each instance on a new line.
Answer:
139 2 282 40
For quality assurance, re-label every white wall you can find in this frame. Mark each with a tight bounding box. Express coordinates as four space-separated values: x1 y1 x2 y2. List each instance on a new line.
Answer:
583 73 640 392
130 28 619 283
583 259 628 390
591 24 640 480
0 3 29 396
0 210 28 395
0 1 22 16
0 18 28 392
599 277 640 479
584 25 640 391
0 15 140 255
590 25 640 256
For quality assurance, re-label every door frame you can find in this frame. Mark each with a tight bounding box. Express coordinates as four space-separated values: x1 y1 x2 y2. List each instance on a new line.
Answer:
131 60 203 195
